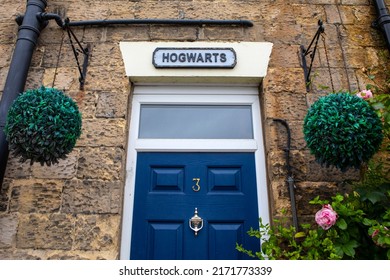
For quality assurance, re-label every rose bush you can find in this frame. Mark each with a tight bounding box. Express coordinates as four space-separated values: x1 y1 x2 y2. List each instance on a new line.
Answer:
315 204 338 230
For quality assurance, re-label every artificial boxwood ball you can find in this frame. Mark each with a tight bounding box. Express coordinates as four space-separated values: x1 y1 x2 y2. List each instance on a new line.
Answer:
5 86 82 166
303 93 383 171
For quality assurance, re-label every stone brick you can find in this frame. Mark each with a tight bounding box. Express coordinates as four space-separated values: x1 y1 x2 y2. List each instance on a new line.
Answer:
267 150 307 181
42 67 79 91
0 179 10 212
133 1 180 19
292 4 326 25
73 214 120 251
316 44 345 69
263 91 309 121
62 179 122 214
47 250 118 260
78 119 126 147
25 68 45 90
0 250 42 260
4 156 32 179
203 26 246 41
103 26 150 42
340 24 386 48
42 43 74 68
295 181 339 216
77 147 123 180
0 214 17 248
0 22 18 44
96 91 128 118
305 150 361 182
88 43 124 67
67 90 98 119
30 149 79 179
343 46 380 68
325 4 342 24
150 26 198 41
268 44 302 68
263 67 307 94
263 22 303 45
0 1 24 20
0 67 9 92
306 67 334 96
339 5 375 25
9 180 63 213
0 44 12 68
270 180 293 216
266 119 306 151
83 65 129 92
341 0 370 5
17 214 74 250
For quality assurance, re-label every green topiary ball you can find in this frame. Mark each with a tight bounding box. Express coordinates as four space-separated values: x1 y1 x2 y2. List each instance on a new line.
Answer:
5 86 82 166
303 93 383 171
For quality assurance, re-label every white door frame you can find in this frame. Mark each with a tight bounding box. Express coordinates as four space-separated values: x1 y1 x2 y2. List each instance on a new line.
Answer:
120 85 270 259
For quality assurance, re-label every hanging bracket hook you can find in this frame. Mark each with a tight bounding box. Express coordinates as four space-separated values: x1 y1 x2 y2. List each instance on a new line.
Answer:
300 20 325 92
64 18 90 90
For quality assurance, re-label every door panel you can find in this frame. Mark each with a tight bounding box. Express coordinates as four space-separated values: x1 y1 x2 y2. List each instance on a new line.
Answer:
147 222 184 260
130 152 259 260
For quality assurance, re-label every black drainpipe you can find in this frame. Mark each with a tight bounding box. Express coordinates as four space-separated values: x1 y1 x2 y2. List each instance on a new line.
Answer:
272 119 299 230
373 0 390 52
0 0 48 187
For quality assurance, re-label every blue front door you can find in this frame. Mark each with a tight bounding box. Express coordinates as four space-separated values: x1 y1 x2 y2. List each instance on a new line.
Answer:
130 152 259 260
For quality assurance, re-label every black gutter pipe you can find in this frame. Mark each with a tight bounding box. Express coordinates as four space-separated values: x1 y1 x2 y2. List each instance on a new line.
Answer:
373 0 390 52
66 19 254 28
0 0 48 187
272 119 299 230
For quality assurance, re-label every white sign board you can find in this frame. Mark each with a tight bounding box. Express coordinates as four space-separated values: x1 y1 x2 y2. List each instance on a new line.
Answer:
153 48 236 68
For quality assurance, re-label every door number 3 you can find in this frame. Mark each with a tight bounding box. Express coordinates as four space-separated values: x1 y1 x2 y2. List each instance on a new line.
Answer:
192 178 201 192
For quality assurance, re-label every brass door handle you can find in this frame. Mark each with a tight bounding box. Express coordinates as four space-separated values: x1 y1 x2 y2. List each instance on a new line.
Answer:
189 208 203 236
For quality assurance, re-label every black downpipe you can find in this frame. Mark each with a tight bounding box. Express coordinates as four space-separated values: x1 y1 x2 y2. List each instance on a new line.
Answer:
373 0 390 52
0 0 48 187
272 119 299 230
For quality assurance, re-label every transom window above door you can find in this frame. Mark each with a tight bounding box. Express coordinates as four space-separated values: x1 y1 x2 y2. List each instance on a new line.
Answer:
139 104 253 139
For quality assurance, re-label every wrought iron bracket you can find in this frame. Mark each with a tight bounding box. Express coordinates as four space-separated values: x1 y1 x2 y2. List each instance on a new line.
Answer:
64 18 90 90
300 20 324 92
35 13 90 90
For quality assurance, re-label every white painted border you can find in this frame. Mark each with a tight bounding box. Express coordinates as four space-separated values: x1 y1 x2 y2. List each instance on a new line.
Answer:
119 41 273 84
120 86 270 259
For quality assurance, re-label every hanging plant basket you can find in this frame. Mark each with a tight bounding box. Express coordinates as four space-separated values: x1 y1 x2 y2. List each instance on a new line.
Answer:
303 93 383 171
5 86 82 166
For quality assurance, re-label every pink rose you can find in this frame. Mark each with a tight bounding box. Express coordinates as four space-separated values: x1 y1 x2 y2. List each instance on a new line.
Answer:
356 89 373 100
315 204 338 230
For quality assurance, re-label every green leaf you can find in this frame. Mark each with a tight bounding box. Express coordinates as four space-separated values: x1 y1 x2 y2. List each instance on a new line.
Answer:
294 232 306 238
365 191 387 204
387 249 390 260
342 240 359 257
337 218 348 230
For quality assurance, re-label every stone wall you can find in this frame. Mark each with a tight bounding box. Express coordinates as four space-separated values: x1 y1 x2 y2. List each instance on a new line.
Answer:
0 0 388 259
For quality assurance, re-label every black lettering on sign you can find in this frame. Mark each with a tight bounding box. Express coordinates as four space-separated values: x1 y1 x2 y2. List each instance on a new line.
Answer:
153 48 236 68
196 54 204 63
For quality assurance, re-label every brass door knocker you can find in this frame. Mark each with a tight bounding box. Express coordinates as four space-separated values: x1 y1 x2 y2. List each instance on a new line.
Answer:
192 178 201 192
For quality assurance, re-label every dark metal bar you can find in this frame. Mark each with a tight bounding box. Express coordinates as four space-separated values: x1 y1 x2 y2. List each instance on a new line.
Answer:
372 0 390 53
37 12 65 28
300 20 325 92
272 119 299 230
0 0 48 187
66 18 254 28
